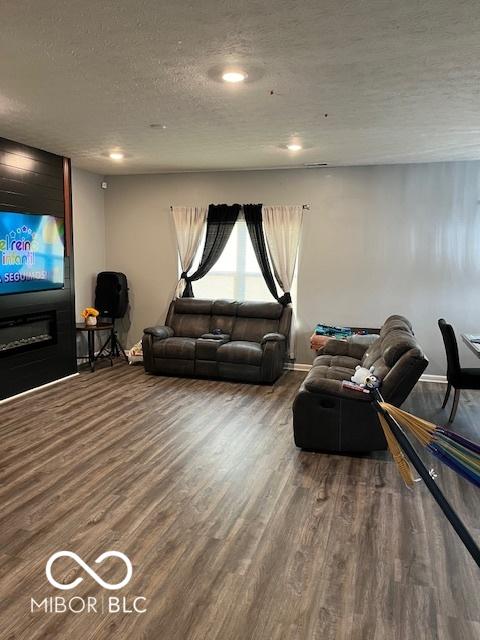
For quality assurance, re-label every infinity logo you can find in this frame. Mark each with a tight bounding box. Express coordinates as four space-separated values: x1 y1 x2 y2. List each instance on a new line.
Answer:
46 551 133 591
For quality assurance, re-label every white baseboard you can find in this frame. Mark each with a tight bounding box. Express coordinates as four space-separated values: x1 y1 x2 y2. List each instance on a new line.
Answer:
285 362 447 384
419 374 447 384
0 373 79 405
284 362 311 372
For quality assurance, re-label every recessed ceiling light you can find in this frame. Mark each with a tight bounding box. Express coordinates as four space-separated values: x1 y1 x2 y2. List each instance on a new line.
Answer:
109 151 124 161
287 143 302 152
222 71 247 83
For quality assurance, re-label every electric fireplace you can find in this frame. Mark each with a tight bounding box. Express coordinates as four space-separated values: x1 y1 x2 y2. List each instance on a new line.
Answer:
0 311 57 356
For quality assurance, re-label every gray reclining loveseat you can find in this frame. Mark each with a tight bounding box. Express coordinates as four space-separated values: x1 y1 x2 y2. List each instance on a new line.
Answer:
142 298 292 383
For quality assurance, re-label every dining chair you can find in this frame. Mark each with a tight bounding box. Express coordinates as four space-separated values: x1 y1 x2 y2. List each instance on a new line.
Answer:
438 318 480 423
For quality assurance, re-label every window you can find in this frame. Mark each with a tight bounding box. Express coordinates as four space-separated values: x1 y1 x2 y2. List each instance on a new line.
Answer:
191 214 272 301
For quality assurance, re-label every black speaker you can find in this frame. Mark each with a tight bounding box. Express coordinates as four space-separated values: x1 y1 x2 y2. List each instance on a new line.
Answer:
94 271 129 318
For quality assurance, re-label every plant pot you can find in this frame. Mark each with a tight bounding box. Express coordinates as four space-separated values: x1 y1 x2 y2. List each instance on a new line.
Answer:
85 316 97 327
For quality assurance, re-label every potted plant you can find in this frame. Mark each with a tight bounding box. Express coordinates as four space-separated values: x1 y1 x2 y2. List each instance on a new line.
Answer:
82 307 100 326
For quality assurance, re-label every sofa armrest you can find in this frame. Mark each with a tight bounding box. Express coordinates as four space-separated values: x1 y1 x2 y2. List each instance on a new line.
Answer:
319 337 372 360
381 348 428 405
261 332 286 345
143 325 174 339
142 334 155 373
261 337 286 383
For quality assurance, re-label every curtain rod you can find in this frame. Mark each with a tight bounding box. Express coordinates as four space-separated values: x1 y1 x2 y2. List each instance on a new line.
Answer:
170 204 310 211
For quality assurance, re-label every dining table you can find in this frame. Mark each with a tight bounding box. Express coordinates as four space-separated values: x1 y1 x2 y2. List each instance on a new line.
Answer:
461 333 480 357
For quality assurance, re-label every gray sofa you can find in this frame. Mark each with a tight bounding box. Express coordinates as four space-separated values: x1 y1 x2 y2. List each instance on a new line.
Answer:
293 315 428 452
142 298 292 383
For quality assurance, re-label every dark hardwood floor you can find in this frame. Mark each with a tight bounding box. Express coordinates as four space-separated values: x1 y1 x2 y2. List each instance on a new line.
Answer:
0 364 478 640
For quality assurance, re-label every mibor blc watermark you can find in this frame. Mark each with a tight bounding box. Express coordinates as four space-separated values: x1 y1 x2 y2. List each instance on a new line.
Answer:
30 551 147 614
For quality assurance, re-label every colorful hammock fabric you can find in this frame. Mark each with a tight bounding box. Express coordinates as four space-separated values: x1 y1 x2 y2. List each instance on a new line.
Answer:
377 403 480 489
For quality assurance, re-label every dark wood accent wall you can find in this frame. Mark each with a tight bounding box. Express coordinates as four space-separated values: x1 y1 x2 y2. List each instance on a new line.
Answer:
0 137 76 400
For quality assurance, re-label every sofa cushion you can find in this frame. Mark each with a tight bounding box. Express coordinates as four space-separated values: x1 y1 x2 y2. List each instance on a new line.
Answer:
231 317 279 342
304 366 370 401
361 337 382 369
196 337 229 360
210 316 237 335
152 337 196 360
370 359 390 381
381 330 417 367
313 364 358 382
380 315 412 337
237 301 283 319
217 340 263 366
211 300 238 316
207 300 237 334
318 338 370 361
173 298 212 315
171 314 211 338
313 354 361 371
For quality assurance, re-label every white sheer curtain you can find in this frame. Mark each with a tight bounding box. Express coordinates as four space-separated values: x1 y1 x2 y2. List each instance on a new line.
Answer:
262 205 303 358
171 206 207 298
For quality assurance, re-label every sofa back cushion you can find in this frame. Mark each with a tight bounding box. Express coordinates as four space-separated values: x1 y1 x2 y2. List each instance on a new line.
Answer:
231 301 283 342
173 298 212 315
171 314 211 338
362 338 383 369
170 298 212 338
237 301 283 320
212 300 238 316
381 330 417 367
210 300 238 335
379 314 412 337
361 314 428 405
362 315 415 370
232 317 280 342
167 298 290 344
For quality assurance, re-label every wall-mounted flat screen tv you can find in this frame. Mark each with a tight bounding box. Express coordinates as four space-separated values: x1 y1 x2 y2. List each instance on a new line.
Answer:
0 211 65 295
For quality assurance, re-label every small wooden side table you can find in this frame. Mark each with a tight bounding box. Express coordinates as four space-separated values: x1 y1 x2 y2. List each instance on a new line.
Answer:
76 322 114 372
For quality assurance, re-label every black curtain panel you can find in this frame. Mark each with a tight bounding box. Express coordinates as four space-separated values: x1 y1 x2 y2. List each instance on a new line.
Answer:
243 204 282 303
182 203 241 297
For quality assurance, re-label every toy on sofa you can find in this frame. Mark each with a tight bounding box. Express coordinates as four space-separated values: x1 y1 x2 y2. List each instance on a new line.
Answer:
351 365 380 388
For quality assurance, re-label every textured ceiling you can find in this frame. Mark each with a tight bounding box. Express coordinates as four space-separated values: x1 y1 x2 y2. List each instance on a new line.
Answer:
1 1 480 174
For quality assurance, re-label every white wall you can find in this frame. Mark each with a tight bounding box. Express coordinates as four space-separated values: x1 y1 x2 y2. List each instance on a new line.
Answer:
104 162 480 374
72 167 106 319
